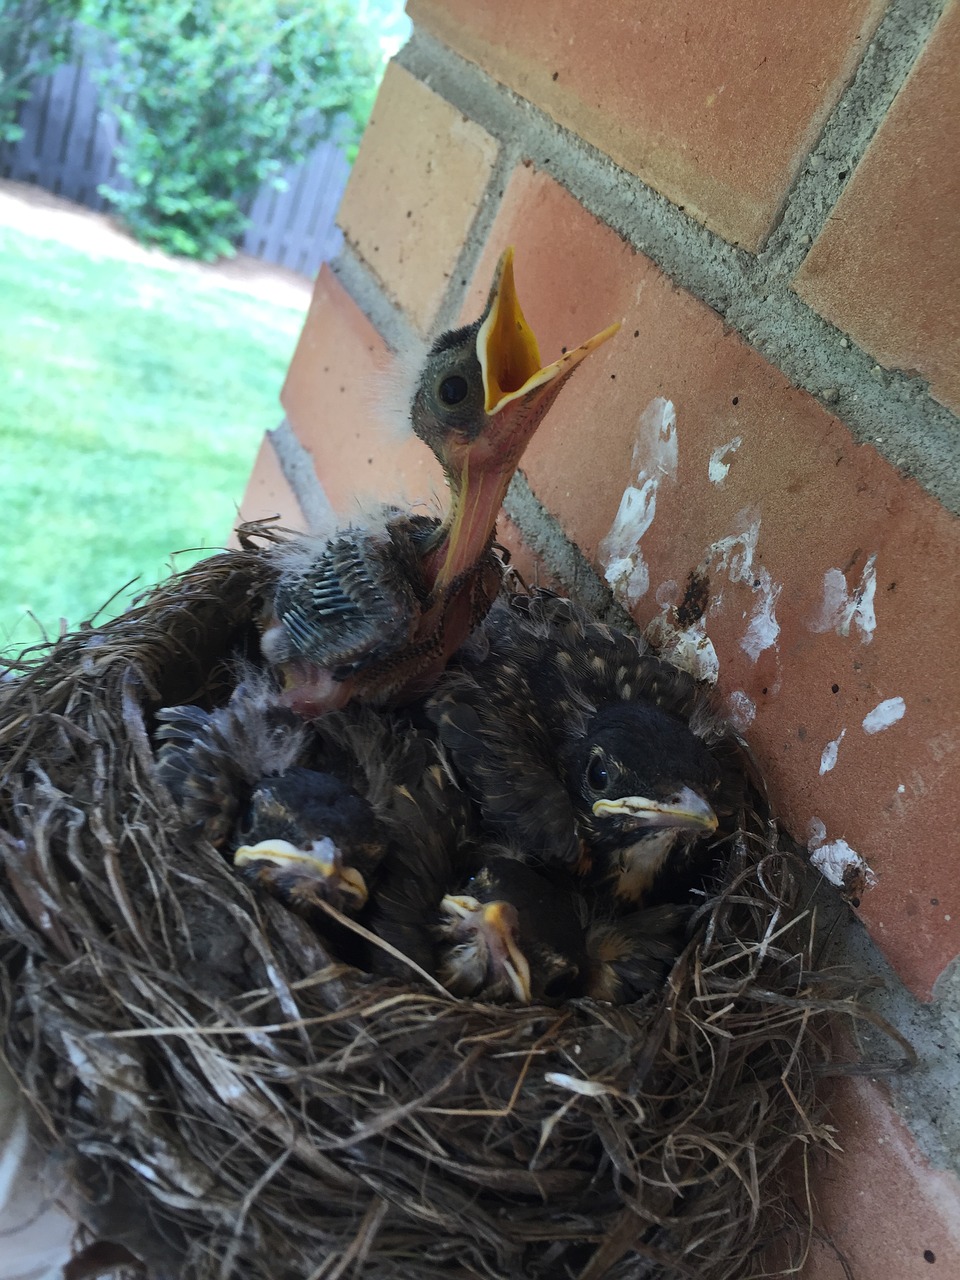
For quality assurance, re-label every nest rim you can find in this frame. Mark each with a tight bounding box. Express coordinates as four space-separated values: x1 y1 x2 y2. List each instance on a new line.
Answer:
0 536 903 1280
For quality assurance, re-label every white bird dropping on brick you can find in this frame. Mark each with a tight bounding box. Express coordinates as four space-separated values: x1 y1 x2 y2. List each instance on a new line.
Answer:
809 839 878 893
727 690 756 729
709 509 760 585
645 580 721 683
645 611 720 684
708 510 782 662
708 436 742 485
741 568 782 661
819 730 846 775
862 697 906 734
599 397 677 607
807 817 877 898
811 553 877 643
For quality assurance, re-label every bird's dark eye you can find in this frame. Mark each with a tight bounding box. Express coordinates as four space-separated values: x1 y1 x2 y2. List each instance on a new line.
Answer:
438 374 469 405
586 754 610 792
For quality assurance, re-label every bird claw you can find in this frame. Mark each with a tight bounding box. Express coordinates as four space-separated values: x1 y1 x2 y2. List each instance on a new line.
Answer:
234 837 369 913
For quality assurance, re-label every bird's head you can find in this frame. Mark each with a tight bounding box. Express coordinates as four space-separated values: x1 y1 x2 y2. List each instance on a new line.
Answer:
436 853 587 1004
567 703 721 901
232 770 380 914
234 835 369 914
437 894 532 1002
412 247 619 592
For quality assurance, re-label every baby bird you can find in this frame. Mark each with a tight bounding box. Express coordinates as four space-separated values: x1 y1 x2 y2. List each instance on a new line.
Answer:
261 248 618 714
435 852 588 1005
232 768 376 915
363 764 590 1005
154 676 429 915
154 682 308 849
428 590 748 908
562 700 721 905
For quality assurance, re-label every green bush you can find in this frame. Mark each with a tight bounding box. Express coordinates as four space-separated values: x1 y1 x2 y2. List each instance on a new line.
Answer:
82 0 381 260
0 0 83 142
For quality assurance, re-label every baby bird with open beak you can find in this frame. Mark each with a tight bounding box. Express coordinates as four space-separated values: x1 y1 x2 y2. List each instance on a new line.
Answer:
261 248 618 714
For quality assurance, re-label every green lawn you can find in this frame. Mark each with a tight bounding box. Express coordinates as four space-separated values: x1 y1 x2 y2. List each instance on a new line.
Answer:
0 225 305 653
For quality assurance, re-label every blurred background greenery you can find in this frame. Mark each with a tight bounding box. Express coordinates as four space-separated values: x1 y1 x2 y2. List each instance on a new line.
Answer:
2 1 409 257
0 0 409 654
0 223 304 650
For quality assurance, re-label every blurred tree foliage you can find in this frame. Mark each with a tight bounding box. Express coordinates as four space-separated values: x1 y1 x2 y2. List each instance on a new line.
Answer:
80 0 382 259
0 0 84 142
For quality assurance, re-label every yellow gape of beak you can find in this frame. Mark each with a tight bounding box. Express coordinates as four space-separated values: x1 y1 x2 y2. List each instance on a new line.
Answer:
233 839 369 910
477 246 620 415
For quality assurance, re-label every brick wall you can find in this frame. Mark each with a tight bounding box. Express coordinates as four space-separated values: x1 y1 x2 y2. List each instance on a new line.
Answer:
236 3 960 1274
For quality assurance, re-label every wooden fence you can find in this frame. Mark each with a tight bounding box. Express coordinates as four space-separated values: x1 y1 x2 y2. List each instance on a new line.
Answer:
0 43 348 277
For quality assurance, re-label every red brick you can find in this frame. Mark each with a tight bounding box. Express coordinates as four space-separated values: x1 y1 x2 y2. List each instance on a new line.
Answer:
228 434 306 548
337 62 498 333
794 0 960 415
281 265 447 520
464 165 960 998
798 1077 960 1277
408 0 886 250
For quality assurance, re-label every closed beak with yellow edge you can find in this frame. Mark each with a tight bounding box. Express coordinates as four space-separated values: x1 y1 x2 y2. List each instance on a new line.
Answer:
234 837 369 913
592 785 719 834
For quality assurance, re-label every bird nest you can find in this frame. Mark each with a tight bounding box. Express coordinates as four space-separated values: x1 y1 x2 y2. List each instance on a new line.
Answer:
0 529 901 1280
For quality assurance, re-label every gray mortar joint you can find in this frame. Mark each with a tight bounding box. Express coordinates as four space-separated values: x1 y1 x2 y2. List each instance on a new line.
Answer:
398 7 960 516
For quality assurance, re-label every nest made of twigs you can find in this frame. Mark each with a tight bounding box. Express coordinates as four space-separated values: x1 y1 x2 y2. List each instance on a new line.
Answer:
0 530 901 1280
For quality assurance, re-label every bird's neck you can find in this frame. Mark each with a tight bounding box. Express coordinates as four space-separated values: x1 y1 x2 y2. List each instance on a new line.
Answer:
423 458 510 595
613 830 681 902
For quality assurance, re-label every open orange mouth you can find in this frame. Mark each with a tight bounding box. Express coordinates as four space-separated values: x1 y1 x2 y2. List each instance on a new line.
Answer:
478 246 620 415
